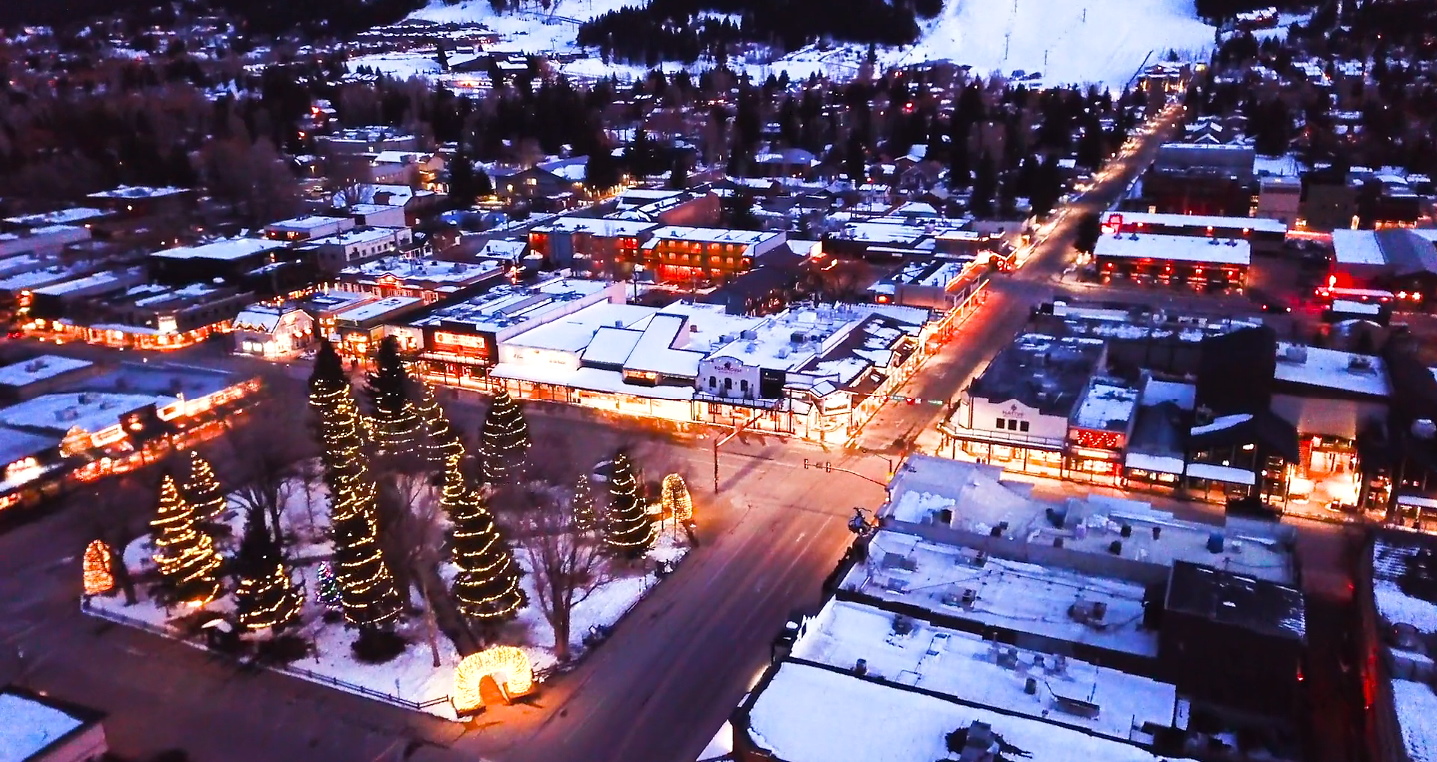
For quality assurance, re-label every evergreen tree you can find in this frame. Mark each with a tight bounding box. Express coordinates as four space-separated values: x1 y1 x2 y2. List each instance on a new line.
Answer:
415 379 465 468
970 153 997 218
151 474 223 605
232 506 302 632
1074 212 1104 255
309 340 404 630
448 148 477 208
572 474 597 534
441 456 525 621
669 152 690 190
604 451 654 556
478 389 530 485
182 450 226 523
365 336 423 455
474 166 494 198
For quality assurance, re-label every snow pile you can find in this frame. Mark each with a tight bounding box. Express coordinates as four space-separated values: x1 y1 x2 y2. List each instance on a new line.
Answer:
888 490 958 524
1392 679 1437 762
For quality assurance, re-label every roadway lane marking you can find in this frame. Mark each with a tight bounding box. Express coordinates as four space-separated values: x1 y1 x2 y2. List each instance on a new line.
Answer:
793 531 808 545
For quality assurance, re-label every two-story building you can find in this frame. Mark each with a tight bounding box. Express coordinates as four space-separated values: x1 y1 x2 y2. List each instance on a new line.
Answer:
640 226 787 286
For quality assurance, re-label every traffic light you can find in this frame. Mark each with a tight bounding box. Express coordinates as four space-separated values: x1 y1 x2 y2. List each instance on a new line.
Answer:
824 462 833 473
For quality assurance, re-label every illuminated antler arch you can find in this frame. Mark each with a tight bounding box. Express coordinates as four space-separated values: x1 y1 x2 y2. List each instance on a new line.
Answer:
452 646 534 715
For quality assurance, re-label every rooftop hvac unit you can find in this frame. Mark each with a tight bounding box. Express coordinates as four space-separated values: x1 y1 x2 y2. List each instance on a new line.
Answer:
1068 600 1108 624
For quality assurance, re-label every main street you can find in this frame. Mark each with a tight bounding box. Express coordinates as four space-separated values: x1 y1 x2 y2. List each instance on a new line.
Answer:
0 103 1188 762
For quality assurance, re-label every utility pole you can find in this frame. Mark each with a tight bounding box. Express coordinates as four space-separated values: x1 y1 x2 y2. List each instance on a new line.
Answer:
712 410 766 493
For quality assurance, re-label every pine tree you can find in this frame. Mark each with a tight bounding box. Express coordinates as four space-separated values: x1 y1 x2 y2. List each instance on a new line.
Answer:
970 152 997 218
151 475 223 606
232 506 302 632
183 450 226 523
365 336 424 455
478 389 530 485
309 340 404 630
441 456 525 621
572 474 597 534
604 451 655 556
414 379 465 468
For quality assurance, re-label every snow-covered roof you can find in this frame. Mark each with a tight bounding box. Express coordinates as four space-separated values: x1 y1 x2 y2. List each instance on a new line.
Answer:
414 277 616 336
841 530 1158 658
265 214 347 232
0 689 88 761
1331 229 1387 266
340 256 500 285
531 217 658 238
744 661 1180 762
647 226 780 246
151 237 284 261
1095 232 1251 266
1072 379 1138 431
309 227 404 248
1140 378 1196 410
335 295 422 324
1115 212 1285 235
623 313 706 378
1184 462 1255 485
1273 343 1389 398
32 269 138 296
0 391 166 434
0 355 92 388
3 207 110 227
790 598 1178 742
504 302 654 353
87 184 188 199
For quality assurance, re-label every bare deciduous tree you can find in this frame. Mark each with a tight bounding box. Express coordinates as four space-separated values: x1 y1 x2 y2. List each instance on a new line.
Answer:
225 393 312 548
517 490 609 662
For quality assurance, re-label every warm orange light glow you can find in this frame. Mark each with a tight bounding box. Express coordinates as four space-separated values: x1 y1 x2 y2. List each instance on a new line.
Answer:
452 646 534 714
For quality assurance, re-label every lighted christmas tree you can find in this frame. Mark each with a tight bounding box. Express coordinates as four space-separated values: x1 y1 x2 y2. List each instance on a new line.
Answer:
232 506 302 632
309 339 404 630
604 451 655 556
182 450 226 523
82 539 115 596
478 389 530 485
315 561 342 611
441 455 525 621
572 474 598 534
660 473 693 522
364 336 424 455
414 378 465 467
150 474 223 605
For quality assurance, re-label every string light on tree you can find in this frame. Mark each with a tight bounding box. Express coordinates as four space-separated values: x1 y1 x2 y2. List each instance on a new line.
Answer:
364 336 424 454
413 376 465 467
182 450 226 523
309 340 404 630
233 507 302 632
441 455 525 621
603 451 655 556
660 473 693 522
571 474 597 534
478 389 530 485
315 561 342 611
150 474 223 606
82 539 115 596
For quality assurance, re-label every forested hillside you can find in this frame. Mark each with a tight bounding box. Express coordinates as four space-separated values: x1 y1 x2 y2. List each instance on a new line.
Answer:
576 0 944 66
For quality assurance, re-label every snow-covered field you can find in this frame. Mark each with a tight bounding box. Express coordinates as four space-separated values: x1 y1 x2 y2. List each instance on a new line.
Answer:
86 470 691 722
374 0 1216 90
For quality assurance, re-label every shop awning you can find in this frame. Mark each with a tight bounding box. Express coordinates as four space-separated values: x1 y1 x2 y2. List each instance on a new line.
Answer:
1125 452 1185 475
1185 462 1256 485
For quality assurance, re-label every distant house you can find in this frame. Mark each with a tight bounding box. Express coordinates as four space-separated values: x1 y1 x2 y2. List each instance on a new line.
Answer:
232 304 315 359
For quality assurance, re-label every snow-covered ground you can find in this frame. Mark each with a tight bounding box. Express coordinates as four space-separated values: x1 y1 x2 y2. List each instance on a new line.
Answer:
86 468 691 722
380 0 1215 90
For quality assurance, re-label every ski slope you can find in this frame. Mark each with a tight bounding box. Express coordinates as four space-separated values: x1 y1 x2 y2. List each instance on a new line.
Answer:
891 0 1215 89
399 0 1215 90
